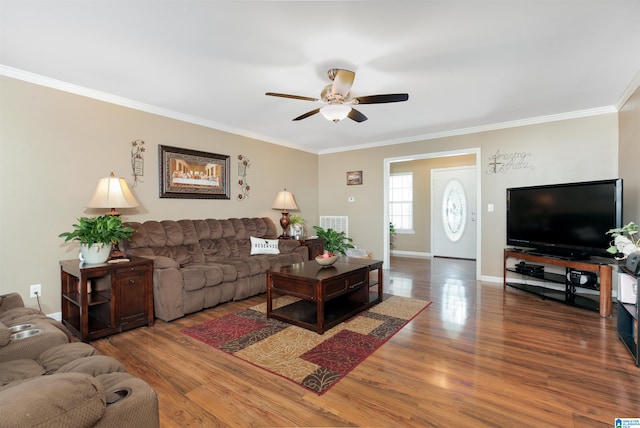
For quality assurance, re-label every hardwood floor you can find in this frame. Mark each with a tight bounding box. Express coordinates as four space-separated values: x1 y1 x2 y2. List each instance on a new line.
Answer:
91 257 639 427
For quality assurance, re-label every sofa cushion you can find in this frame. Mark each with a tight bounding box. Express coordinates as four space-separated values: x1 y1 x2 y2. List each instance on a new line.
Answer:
57 355 125 376
0 359 45 386
144 220 168 247
125 221 150 249
250 236 280 255
169 246 191 267
178 219 199 245
0 307 43 325
181 268 207 291
220 219 235 237
242 218 259 238
205 219 223 239
237 238 251 257
227 238 241 258
37 342 98 374
161 220 184 246
0 372 105 428
213 238 232 258
230 218 246 239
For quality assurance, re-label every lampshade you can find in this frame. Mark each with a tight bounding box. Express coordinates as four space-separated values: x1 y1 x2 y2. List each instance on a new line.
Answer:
320 104 352 122
272 189 298 211
87 172 139 215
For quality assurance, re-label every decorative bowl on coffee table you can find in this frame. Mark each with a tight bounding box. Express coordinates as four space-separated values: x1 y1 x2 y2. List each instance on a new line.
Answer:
315 254 339 266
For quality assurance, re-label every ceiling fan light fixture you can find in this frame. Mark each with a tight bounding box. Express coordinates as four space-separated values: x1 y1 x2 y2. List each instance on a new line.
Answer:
320 104 351 122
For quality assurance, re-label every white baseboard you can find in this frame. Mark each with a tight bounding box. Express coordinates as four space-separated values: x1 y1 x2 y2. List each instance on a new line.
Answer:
390 250 431 259
48 312 62 321
481 275 503 284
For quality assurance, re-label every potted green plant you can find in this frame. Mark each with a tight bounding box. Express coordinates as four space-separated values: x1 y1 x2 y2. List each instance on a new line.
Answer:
289 215 305 239
606 221 640 259
59 215 134 264
389 222 396 249
312 225 354 257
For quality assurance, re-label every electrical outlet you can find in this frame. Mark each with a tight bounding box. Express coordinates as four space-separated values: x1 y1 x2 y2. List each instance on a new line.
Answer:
30 284 41 298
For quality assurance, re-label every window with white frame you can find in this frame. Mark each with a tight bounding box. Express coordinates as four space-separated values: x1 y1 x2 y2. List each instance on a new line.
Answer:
389 173 413 232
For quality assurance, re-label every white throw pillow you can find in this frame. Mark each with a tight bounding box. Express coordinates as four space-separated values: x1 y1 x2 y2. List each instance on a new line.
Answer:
250 236 280 255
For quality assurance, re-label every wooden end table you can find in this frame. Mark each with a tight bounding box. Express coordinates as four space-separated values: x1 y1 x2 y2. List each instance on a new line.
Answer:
266 257 383 334
60 256 154 341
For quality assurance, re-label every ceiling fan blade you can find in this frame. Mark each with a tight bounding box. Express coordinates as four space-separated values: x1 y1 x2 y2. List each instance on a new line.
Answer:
330 69 355 98
353 93 409 104
347 108 368 123
293 108 321 121
265 92 319 102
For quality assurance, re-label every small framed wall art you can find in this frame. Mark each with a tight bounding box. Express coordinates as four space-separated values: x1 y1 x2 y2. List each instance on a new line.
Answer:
158 145 230 199
346 170 363 185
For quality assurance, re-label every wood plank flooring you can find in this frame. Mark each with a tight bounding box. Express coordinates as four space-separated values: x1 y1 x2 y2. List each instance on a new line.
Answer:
91 257 640 427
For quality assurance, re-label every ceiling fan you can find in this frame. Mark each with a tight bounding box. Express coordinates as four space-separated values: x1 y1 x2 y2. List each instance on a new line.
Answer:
265 68 409 123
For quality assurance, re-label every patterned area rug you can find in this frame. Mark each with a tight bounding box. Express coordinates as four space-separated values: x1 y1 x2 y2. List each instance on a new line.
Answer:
181 295 431 395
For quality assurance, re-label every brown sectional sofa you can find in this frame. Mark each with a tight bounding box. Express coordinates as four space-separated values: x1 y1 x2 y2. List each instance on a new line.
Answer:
0 293 159 428
122 217 308 321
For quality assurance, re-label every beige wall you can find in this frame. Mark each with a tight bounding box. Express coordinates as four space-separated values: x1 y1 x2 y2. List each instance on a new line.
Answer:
619 84 640 221
319 114 619 280
0 76 318 314
390 155 476 253
1 74 625 314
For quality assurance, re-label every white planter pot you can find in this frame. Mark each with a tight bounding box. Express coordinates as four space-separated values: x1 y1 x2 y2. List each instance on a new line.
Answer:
291 225 304 239
79 243 112 264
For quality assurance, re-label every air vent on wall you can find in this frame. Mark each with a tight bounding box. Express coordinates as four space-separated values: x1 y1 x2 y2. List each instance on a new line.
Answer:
319 216 348 235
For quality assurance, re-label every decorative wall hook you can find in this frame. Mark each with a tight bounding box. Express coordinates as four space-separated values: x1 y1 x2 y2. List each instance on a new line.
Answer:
237 154 251 200
131 139 145 187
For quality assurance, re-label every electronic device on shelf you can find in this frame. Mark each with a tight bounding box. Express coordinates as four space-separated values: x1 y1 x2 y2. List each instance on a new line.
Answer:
514 261 545 277
566 269 598 290
618 271 637 304
626 252 640 274
506 178 623 260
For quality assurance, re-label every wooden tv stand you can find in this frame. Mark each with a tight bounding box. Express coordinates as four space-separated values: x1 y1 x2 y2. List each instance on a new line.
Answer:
503 249 613 317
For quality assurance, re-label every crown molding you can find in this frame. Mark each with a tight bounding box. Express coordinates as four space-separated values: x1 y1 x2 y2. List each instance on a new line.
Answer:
1 65 624 157
318 106 617 154
615 69 640 110
0 65 317 154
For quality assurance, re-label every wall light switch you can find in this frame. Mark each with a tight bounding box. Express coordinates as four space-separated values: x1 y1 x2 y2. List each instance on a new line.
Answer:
348 196 355 203
488 203 494 212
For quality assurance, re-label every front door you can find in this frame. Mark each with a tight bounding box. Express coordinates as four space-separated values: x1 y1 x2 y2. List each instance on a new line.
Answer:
431 166 477 259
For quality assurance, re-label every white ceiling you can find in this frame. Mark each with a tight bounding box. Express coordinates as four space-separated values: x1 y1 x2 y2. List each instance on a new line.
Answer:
2 1 640 154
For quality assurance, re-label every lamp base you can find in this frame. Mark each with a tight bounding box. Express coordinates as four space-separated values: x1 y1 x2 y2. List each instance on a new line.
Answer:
109 243 127 259
279 211 291 239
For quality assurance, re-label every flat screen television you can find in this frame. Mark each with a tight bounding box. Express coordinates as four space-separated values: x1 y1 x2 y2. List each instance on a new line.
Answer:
506 179 623 259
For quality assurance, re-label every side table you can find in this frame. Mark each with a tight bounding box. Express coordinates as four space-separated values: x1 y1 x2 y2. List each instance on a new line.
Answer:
297 237 324 259
60 256 154 341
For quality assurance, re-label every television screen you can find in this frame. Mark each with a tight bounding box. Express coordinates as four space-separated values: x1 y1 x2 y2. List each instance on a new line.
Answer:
506 179 622 259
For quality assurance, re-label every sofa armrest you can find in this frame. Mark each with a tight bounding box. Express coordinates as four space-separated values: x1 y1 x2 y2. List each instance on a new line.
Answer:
292 245 309 261
0 372 106 428
278 239 302 254
0 293 25 314
152 256 180 269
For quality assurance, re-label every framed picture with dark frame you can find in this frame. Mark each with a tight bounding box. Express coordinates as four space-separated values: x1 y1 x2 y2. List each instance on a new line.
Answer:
346 170 363 185
158 145 230 199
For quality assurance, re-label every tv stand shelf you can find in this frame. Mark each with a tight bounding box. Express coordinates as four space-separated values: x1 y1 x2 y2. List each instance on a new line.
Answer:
617 267 639 367
503 249 613 317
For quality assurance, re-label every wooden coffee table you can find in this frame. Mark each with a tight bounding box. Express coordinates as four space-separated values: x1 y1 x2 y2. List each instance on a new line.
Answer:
266 258 383 334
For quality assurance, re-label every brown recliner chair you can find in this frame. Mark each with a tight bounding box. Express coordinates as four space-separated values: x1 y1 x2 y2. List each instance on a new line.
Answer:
0 292 73 339
0 294 160 427
0 293 70 363
0 342 159 427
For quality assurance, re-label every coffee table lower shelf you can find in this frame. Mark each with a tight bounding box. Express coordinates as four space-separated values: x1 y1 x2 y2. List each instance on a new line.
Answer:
266 258 384 334
269 291 380 333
